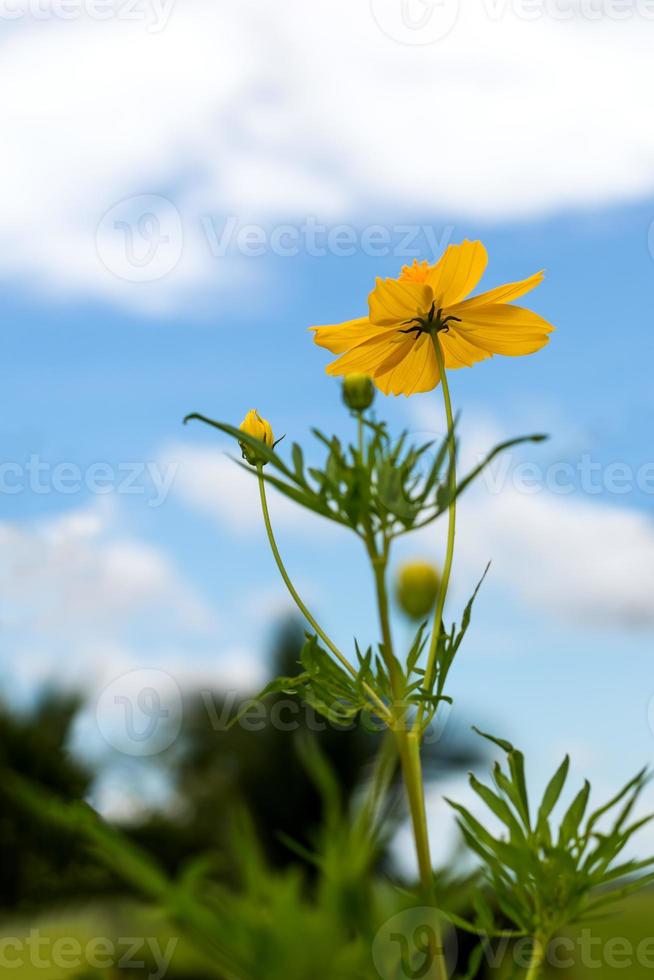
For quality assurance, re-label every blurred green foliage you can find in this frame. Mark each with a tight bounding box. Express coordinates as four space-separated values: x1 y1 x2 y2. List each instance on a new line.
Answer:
0 692 115 910
2 621 652 980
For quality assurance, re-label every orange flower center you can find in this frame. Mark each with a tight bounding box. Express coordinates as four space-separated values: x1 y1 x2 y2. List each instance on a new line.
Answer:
398 258 430 284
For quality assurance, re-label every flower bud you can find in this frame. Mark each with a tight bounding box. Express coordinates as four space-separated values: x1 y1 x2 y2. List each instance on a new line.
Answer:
342 373 375 412
395 560 441 619
239 409 274 466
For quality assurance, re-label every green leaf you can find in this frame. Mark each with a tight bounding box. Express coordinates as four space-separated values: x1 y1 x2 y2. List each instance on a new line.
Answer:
537 755 570 826
585 767 648 835
406 622 429 675
508 750 531 831
559 780 591 847
472 728 514 754
468 773 525 841
291 442 306 483
455 434 548 501
492 763 527 827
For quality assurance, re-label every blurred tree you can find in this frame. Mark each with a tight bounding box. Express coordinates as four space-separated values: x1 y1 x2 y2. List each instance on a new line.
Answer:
0 619 484 920
0 691 112 909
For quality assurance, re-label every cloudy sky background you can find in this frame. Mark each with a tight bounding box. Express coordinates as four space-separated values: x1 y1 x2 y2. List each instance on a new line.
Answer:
3 0 654 859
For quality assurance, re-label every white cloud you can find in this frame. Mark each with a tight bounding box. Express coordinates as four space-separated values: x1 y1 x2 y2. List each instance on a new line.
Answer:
405 405 654 628
0 0 653 308
163 441 333 536
459 486 654 628
0 501 227 694
0 500 213 638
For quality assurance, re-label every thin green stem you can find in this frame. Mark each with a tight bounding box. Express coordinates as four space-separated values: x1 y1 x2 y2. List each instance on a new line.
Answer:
416 333 457 733
370 553 404 698
357 411 364 461
256 464 391 724
403 731 435 891
397 730 447 980
525 938 546 980
354 731 397 839
366 538 447 980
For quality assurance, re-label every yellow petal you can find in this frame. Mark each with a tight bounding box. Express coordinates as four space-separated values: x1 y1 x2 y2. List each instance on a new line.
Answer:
374 333 439 396
426 240 487 307
312 317 387 354
439 329 491 369
325 333 404 377
449 269 544 312
239 409 274 445
454 303 554 355
368 278 433 326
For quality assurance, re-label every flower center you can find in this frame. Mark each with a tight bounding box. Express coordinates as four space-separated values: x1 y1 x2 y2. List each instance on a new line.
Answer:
399 258 430 284
399 302 461 337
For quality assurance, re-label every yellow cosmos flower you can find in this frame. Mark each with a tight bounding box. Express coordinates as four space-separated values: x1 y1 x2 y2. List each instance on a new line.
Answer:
311 240 554 396
239 409 274 465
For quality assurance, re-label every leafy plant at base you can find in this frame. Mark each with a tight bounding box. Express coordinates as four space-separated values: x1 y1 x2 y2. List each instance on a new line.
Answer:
447 730 654 976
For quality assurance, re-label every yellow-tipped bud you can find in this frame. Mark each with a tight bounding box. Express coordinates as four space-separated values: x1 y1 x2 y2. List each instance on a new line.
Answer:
239 409 274 466
342 373 375 412
395 560 441 620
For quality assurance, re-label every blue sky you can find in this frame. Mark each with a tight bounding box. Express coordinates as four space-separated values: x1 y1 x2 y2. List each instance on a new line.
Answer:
6 202 654 791
2 1 654 843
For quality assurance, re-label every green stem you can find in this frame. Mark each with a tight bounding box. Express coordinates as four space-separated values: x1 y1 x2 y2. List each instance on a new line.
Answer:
525 938 546 980
371 553 404 697
256 465 391 724
357 411 364 461
354 732 397 839
367 541 447 980
416 333 457 733
403 730 435 892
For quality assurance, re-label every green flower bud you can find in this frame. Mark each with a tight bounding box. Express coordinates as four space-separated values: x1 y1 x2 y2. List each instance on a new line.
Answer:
395 560 441 619
342 373 375 412
238 409 274 466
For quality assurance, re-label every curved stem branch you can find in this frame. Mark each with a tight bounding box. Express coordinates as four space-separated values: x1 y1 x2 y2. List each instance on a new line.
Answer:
256 465 391 723
416 334 457 733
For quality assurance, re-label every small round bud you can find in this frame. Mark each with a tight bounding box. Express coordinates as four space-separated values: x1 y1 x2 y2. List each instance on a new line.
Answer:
395 560 441 619
342 373 375 412
238 409 274 466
